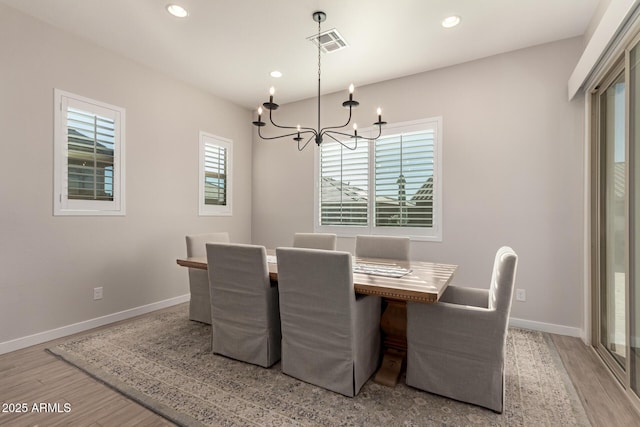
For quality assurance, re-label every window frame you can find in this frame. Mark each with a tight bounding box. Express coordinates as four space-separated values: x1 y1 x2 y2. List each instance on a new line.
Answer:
314 117 443 241
53 89 126 216
198 131 233 216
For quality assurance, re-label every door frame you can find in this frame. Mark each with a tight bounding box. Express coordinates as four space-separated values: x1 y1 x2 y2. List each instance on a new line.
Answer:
591 58 628 386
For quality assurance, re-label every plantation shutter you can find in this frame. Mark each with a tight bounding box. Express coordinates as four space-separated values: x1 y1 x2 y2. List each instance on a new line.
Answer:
199 131 232 216
66 107 115 201
54 89 125 216
203 142 227 206
319 140 369 225
374 130 434 227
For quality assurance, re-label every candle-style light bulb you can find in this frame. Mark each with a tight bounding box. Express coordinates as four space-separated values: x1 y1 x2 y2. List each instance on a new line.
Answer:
377 107 382 122
348 84 355 101
353 123 358 137
297 124 301 131
269 86 275 103
253 105 265 127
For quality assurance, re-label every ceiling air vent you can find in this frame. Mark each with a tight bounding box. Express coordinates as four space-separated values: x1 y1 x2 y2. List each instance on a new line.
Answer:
307 28 348 53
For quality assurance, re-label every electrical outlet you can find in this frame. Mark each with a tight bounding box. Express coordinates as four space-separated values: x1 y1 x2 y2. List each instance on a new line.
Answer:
516 289 526 302
93 287 103 300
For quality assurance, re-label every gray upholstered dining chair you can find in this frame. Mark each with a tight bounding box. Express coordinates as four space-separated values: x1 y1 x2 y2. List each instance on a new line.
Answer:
276 247 381 397
292 232 337 250
206 243 281 368
355 235 410 261
185 232 230 324
405 246 518 413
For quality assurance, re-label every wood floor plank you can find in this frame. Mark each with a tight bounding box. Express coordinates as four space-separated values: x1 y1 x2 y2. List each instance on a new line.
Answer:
47 394 129 427
0 346 174 426
551 334 639 426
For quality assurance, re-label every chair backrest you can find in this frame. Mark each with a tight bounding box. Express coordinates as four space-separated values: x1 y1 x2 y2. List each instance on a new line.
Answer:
206 243 271 296
186 232 230 257
206 243 272 322
206 242 280 367
276 247 355 349
355 235 410 261
293 233 337 250
488 246 518 319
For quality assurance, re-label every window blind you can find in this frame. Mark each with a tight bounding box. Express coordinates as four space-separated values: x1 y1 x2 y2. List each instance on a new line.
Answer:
315 117 441 239
374 130 434 227
203 142 227 206
54 89 125 216
319 140 369 225
66 107 115 201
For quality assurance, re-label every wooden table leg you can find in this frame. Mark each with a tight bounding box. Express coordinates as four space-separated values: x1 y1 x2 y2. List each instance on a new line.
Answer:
374 299 407 387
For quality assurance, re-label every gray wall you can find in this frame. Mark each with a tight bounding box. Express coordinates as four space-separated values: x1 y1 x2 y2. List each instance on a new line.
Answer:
0 5 253 344
0 3 588 344
252 37 586 331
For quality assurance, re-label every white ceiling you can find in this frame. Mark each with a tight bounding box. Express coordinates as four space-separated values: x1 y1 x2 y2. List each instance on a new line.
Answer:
1 0 600 109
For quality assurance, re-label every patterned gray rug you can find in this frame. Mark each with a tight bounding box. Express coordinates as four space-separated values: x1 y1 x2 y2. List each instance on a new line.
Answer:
47 303 590 426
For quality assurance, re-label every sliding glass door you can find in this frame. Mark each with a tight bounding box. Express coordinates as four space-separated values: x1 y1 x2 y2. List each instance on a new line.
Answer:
598 68 627 371
630 40 640 397
593 34 640 404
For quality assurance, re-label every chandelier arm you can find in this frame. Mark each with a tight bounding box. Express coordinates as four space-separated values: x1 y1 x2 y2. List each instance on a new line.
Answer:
370 124 384 139
323 129 357 139
327 123 385 142
298 134 315 151
257 126 305 141
324 132 359 151
267 109 301 131
319 106 353 134
359 124 385 141
267 110 317 134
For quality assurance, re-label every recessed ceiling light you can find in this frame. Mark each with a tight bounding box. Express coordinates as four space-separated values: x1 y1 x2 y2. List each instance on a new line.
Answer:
442 15 461 28
270 71 283 78
166 4 189 18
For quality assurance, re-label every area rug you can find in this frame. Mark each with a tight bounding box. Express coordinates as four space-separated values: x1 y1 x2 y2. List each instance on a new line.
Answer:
47 304 590 426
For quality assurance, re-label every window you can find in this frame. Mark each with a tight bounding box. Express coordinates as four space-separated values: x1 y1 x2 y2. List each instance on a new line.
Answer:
315 117 442 241
53 89 125 216
319 139 369 226
199 131 232 216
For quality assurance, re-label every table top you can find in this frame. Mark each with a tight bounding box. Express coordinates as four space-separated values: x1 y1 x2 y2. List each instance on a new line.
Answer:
176 253 457 304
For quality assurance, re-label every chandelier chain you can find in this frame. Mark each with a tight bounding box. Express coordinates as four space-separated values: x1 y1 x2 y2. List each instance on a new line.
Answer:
318 18 321 81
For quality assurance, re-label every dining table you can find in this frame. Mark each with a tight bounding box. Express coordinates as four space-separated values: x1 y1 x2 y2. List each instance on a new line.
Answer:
177 250 457 387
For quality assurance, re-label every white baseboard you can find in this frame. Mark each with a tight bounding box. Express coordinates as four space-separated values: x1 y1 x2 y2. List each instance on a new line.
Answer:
510 316 583 338
0 294 190 355
1 298 585 355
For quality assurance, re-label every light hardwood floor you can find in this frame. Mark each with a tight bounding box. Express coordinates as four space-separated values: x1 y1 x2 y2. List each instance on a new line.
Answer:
0 314 176 427
0 310 638 426
551 334 639 426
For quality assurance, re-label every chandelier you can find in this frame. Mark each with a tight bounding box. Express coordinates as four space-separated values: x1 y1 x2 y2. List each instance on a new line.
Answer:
252 11 386 151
